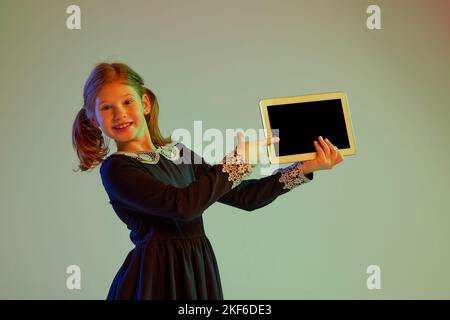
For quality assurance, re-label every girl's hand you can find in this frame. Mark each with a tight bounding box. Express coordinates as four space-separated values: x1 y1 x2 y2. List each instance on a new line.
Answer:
302 136 344 173
235 131 280 164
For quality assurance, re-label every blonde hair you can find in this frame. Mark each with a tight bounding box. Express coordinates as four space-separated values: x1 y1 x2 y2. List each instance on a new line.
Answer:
72 62 172 172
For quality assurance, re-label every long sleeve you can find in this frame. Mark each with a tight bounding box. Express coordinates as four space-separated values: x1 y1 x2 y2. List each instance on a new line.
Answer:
99 149 252 222
193 152 314 212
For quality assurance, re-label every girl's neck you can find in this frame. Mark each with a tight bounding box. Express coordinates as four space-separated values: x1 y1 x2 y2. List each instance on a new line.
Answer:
116 140 158 153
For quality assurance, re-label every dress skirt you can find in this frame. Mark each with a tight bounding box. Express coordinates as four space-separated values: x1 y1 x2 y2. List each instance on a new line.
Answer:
106 235 223 300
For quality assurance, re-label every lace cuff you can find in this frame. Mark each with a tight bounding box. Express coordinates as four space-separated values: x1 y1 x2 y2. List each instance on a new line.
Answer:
220 148 253 189
275 162 312 190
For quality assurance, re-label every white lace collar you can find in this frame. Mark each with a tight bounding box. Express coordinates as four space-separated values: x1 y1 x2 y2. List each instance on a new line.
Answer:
112 141 180 164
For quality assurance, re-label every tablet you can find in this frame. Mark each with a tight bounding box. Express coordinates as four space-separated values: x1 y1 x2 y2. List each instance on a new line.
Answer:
259 91 357 164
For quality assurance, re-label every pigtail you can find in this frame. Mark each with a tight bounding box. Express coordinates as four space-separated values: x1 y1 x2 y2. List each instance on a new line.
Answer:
143 86 172 148
72 108 109 172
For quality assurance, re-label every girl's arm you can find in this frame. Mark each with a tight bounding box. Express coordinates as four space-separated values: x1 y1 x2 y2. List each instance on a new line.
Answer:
218 164 313 211
100 147 252 222
193 150 313 212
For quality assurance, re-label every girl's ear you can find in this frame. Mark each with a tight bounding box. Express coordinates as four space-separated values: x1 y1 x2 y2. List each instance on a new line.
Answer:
142 94 152 115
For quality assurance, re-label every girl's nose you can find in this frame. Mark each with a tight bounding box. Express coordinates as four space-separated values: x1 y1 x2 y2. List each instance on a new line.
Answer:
113 105 128 118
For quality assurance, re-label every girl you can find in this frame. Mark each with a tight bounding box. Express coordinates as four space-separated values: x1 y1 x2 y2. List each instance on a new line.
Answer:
71 62 343 300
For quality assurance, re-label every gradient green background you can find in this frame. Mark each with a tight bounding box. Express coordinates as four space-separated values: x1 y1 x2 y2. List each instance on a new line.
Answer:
0 0 449 299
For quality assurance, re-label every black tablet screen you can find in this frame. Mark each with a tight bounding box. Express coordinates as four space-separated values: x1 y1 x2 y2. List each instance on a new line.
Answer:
267 99 350 157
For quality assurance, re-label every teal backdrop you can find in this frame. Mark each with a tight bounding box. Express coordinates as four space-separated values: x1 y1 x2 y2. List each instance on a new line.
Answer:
0 0 449 299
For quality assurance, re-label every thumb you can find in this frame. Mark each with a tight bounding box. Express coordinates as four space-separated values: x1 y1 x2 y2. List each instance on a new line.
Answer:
237 131 245 146
261 136 280 146
269 136 280 144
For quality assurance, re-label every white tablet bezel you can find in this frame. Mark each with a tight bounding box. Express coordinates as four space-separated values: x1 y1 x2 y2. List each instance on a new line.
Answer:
259 91 357 164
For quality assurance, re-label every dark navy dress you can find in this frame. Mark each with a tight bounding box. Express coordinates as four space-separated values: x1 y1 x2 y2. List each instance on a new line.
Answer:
99 141 313 299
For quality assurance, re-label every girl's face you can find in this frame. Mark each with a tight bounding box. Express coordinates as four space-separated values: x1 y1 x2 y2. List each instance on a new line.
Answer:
93 82 152 151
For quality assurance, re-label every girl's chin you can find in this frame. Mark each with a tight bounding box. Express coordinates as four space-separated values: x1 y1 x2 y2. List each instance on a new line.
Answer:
107 131 134 141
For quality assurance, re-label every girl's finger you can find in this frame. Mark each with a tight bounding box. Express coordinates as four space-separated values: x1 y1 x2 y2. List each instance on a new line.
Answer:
270 136 280 144
336 147 344 163
314 140 324 159
235 132 246 157
324 138 337 162
319 136 330 157
331 145 344 164
260 136 280 146
237 131 245 145
267 136 280 145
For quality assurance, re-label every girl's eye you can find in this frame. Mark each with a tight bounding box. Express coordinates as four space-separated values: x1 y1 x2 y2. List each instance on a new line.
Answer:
101 99 133 110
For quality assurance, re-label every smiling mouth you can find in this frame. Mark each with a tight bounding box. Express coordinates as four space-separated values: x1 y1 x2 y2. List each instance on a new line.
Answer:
113 122 133 130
